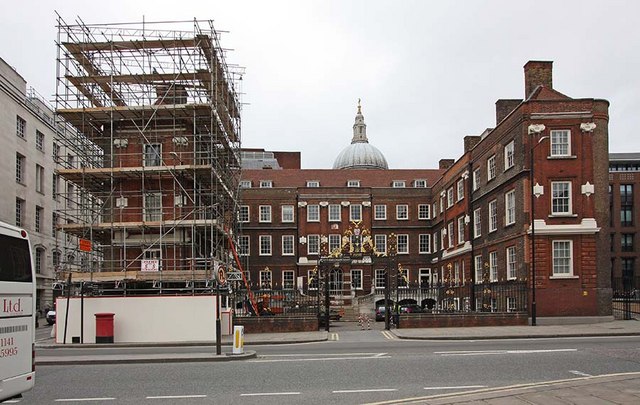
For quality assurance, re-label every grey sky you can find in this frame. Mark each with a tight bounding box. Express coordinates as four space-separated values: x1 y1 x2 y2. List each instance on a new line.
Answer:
2 0 638 169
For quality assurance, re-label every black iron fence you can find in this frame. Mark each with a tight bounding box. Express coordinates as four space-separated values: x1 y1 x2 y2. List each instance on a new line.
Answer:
374 281 528 314
232 281 528 317
612 276 640 320
232 289 320 317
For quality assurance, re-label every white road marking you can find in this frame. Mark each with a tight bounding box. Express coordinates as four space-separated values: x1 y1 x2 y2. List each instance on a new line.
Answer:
569 370 593 377
381 330 397 340
240 392 301 397
424 385 488 390
55 399 116 402
260 352 384 357
435 348 577 356
146 395 207 399
249 354 391 363
333 388 398 393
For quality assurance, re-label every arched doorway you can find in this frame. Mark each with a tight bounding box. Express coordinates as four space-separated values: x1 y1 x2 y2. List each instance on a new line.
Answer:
329 268 343 296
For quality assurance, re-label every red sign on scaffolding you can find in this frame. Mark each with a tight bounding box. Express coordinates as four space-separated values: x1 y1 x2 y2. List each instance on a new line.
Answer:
79 239 92 252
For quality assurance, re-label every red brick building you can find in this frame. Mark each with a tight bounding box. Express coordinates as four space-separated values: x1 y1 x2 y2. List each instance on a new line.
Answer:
239 61 612 320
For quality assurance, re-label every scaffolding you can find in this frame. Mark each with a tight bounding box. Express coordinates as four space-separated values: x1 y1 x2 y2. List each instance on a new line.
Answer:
53 15 243 294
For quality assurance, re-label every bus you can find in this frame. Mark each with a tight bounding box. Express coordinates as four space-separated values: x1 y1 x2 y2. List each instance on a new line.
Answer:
0 221 35 401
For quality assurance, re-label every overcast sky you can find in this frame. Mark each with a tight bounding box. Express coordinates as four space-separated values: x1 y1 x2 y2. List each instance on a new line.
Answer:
2 0 639 169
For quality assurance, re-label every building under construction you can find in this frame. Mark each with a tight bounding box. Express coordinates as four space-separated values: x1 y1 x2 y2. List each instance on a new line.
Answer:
53 16 243 294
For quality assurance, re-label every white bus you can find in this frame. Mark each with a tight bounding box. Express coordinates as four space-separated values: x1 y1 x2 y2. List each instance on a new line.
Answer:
0 221 35 401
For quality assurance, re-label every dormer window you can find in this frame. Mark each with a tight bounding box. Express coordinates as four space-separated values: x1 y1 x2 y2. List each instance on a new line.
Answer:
260 180 273 188
306 181 320 187
239 180 252 188
392 181 406 188
414 179 427 188
347 180 360 187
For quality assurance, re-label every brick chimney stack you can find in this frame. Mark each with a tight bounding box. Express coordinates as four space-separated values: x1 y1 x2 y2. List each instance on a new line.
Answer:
439 159 455 170
524 61 553 99
495 99 522 125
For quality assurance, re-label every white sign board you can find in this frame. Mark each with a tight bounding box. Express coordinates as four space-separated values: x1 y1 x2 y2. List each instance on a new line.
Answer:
141 259 159 272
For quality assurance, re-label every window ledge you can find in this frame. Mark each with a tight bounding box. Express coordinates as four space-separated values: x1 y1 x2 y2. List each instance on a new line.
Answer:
549 214 578 218
547 155 577 160
504 222 515 228
549 275 579 280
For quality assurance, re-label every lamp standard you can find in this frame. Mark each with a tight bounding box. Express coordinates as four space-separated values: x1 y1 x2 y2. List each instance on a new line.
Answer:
385 234 397 330
528 124 548 327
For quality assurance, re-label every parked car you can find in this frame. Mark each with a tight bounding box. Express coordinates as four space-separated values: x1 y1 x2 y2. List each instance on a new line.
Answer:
46 310 56 325
400 304 424 314
375 306 386 322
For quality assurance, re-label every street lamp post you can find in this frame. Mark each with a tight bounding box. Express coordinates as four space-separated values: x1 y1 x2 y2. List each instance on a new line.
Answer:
385 234 397 331
528 124 548 327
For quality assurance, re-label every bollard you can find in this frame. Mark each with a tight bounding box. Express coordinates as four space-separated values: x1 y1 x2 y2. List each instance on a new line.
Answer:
232 325 244 355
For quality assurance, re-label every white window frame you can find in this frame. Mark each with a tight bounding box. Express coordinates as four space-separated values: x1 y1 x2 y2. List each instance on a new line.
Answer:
328 234 341 253
392 180 406 188
552 240 574 276
350 204 362 221
489 199 498 233
374 204 387 220
347 180 360 187
507 297 517 313
447 188 454 208
259 235 272 256
281 205 294 223
447 221 454 247
260 180 273 188
396 204 409 220
550 130 571 157
506 246 517 280
397 234 409 254
489 251 498 282
433 231 439 252
239 205 250 223
504 140 515 170
414 179 427 188
306 180 320 187
474 255 483 284
419 234 431 254
487 155 496 181
398 267 409 288
419 268 433 287
457 179 464 201
551 181 572 215
259 270 272 289
282 270 295 290
328 204 341 222
418 204 430 220
473 208 482 238
239 180 252 188
259 205 272 223
473 168 481 191
351 269 363 290
307 234 320 255
457 216 465 244
307 204 320 222
282 235 295 256
505 189 516 225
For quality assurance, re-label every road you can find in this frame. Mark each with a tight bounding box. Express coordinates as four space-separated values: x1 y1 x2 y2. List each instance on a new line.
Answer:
18 323 640 404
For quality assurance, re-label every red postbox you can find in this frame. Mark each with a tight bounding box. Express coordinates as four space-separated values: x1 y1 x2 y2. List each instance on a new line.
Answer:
95 313 115 343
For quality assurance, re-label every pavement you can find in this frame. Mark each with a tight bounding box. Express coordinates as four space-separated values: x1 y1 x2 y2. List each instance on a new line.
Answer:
35 319 640 404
